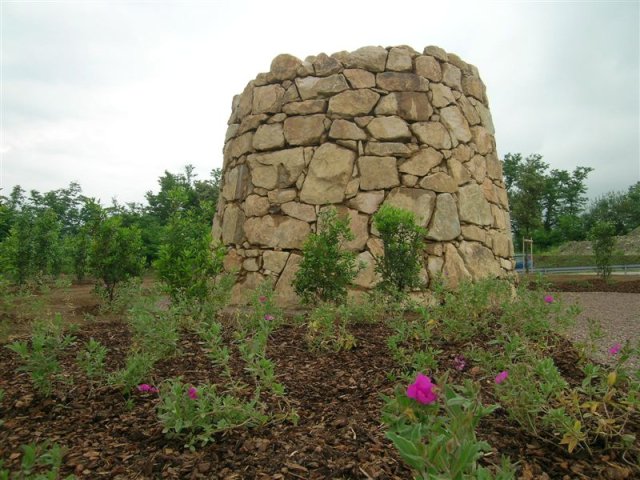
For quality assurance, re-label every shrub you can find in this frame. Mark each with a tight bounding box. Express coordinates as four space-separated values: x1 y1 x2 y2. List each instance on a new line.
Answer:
589 221 616 281
372 205 426 294
293 208 359 304
154 209 225 304
90 216 145 302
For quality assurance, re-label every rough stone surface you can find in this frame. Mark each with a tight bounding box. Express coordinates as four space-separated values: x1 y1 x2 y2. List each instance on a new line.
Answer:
283 115 326 145
244 215 310 249
419 172 457 193
253 124 285 151
295 74 349 100
329 119 367 140
399 147 443 176
366 116 411 141
358 156 400 190
328 89 380 117
347 190 385 214
374 92 433 121
458 184 493 226
427 193 461 241
384 187 436 227
217 45 513 305
281 201 316 222
263 250 290 274
411 122 452 149
300 144 356 204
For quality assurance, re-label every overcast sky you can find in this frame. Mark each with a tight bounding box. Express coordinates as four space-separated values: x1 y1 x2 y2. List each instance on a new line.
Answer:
1 0 638 206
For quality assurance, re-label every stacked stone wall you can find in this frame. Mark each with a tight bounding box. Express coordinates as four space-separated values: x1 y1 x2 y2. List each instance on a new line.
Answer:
212 45 515 306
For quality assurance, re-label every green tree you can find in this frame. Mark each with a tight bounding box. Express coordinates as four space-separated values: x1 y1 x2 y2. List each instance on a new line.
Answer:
293 208 359 304
589 221 616 281
90 216 145 301
155 209 225 304
372 205 426 293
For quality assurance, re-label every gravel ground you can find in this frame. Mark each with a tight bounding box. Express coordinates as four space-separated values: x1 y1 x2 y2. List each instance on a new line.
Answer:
559 292 640 370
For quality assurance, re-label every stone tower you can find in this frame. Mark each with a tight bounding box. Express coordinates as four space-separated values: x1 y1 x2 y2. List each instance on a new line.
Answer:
212 45 514 306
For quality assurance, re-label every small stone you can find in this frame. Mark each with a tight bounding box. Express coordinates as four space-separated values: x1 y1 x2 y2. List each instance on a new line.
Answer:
374 92 433 121
430 83 456 108
386 47 413 72
411 122 452 149
312 53 343 76
419 172 457 193
358 156 400 190
328 89 381 117
377 72 428 91
427 193 461 241
253 123 285 151
383 187 436 227
415 55 442 82
347 190 385 214
366 116 411 141
263 251 290 274
281 201 316 222
283 115 326 146
343 69 376 88
471 126 494 155
441 63 462 91
342 46 388 72
365 141 415 157
329 119 367 140
268 189 297 204
458 184 493 226
270 54 302 81
300 143 356 204
440 105 472 144
252 84 285 114
295 74 349 100
399 147 443 176
423 45 448 62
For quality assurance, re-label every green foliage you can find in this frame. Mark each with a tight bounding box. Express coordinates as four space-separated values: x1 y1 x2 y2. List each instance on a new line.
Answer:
293 208 359 304
372 205 426 294
0 441 75 480
89 216 145 302
6 315 75 396
589 221 616 281
155 209 225 304
109 351 156 393
305 302 357 352
383 380 515 480
503 153 593 249
156 378 268 449
76 338 108 383
128 299 180 360
583 182 640 236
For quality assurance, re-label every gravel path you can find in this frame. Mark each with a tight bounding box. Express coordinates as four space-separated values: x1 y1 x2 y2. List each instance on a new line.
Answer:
559 292 640 370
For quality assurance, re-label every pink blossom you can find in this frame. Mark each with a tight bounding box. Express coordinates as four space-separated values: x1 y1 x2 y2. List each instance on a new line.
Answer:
544 295 554 304
495 371 509 384
188 386 198 400
259 296 267 303
609 343 622 356
406 373 438 405
264 314 274 321
453 355 466 371
138 384 151 392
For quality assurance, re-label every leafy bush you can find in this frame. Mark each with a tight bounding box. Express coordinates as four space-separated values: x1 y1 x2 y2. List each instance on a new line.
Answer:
0 441 75 480
293 208 359 304
155 209 225 304
589 221 616 281
89 216 145 302
6 315 76 396
305 302 356 352
383 378 515 479
156 378 268 449
76 338 108 384
372 205 426 294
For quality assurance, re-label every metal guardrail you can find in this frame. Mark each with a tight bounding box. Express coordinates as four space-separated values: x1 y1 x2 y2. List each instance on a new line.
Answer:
518 264 640 275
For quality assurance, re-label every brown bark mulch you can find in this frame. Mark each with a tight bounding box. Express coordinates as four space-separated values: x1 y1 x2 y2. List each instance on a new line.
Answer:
1 281 639 479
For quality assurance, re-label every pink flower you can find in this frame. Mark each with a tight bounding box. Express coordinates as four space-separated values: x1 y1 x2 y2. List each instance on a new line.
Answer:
259 296 267 303
138 384 158 393
188 386 198 400
406 373 438 405
453 355 466 371
609 343 622 356
264 314 274 321
544 295 554 304
495 371 509 384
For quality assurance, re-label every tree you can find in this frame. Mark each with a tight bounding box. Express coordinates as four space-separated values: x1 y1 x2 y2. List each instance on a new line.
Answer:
90 216 145 301
372 205 426 294
589 221 616 281
293 208 359 304
155 209 225 303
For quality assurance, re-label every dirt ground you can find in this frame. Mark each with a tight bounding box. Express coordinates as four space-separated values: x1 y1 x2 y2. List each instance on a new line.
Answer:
0 277 638 479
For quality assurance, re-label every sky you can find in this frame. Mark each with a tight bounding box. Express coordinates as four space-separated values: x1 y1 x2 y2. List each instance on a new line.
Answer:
1 0 639 206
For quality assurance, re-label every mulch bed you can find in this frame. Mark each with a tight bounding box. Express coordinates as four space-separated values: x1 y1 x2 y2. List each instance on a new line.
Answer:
1 286 639 479
530 277 640 294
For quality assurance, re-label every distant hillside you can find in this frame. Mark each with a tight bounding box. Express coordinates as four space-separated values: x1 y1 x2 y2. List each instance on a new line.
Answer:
555 226 640 255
